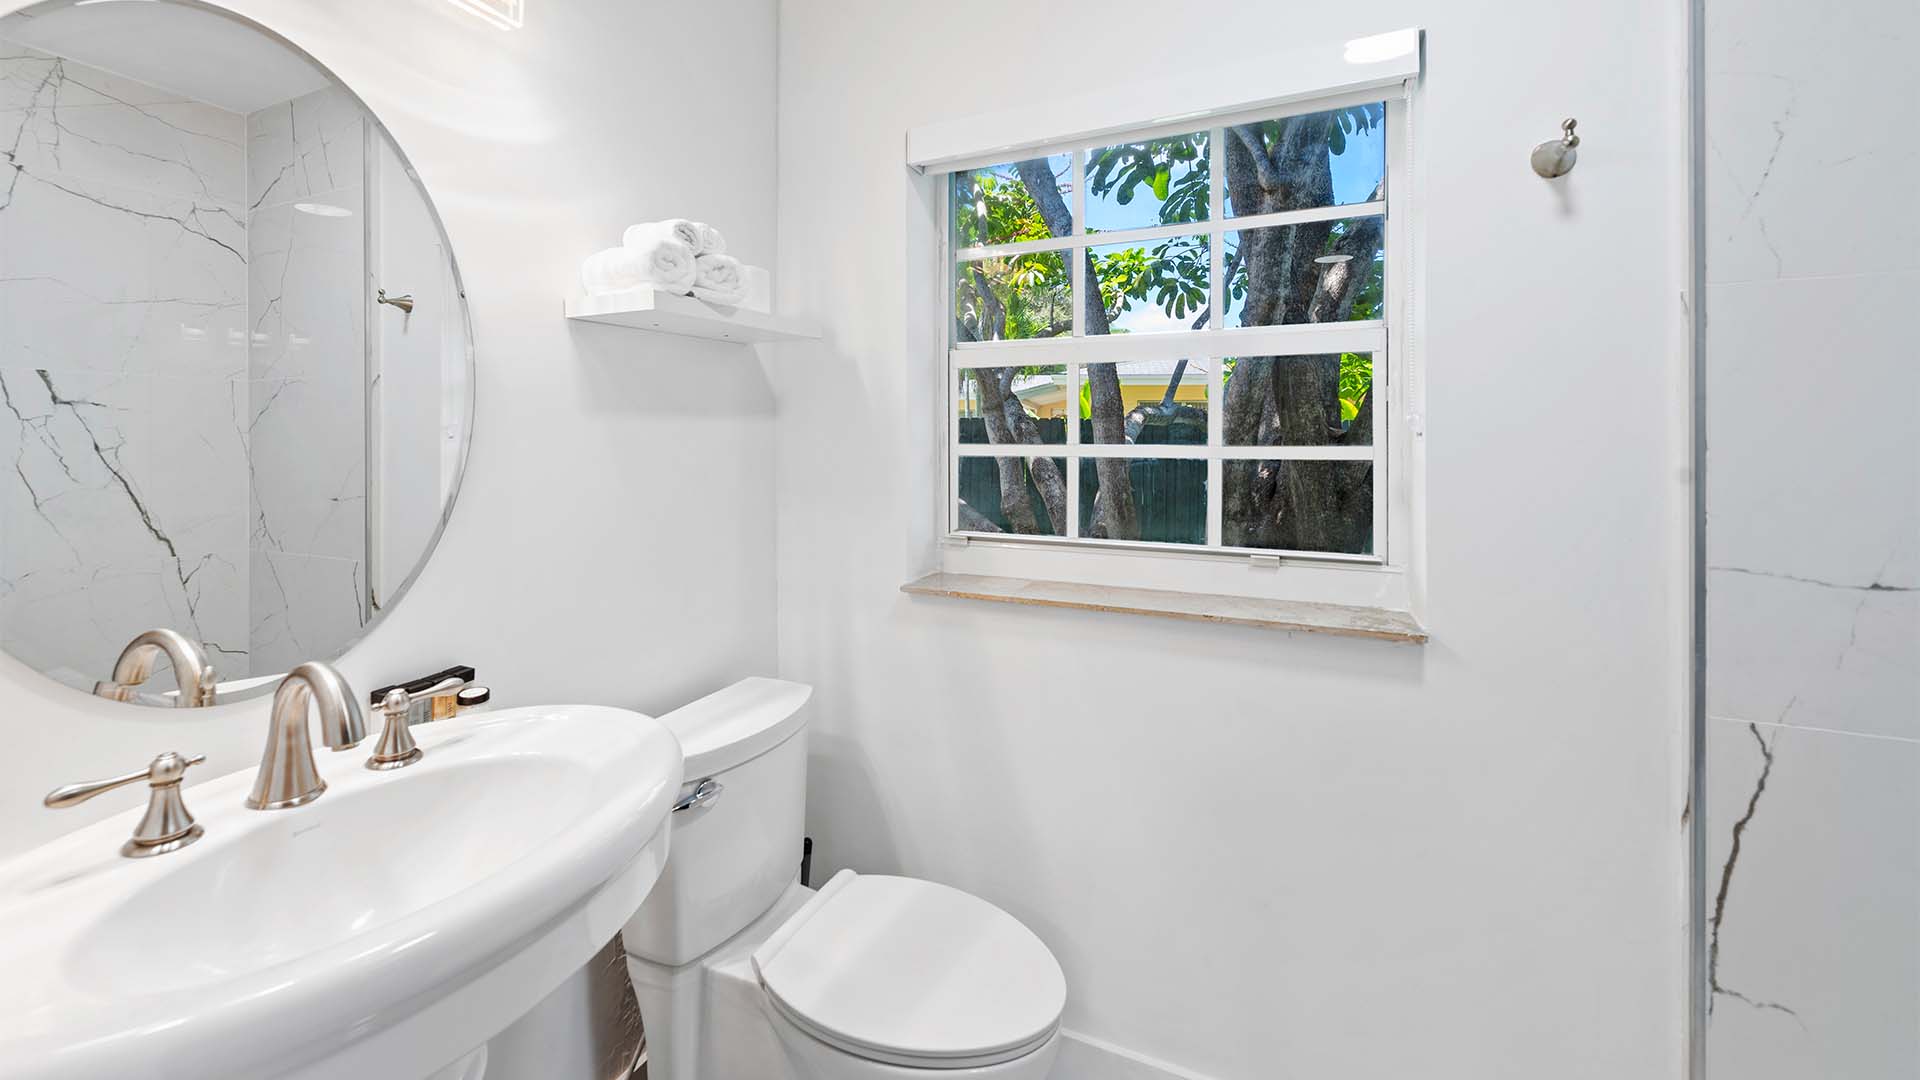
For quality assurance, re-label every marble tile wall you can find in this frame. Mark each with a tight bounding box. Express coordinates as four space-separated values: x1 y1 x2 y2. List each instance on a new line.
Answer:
244 85 370 676
1703 0 1920 1074
0 40 251 688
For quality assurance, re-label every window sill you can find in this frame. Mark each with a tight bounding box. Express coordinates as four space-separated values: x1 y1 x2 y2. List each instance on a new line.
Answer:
901 572 1427 643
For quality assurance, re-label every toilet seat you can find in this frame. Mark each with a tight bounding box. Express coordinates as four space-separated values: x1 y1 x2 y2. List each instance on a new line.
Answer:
752 871 1066 1070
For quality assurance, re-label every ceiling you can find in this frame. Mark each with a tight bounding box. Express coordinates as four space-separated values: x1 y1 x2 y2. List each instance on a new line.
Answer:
2 0 333 115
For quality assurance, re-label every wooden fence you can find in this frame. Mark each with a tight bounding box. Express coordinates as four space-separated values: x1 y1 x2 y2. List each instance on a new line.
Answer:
956 418 1207 544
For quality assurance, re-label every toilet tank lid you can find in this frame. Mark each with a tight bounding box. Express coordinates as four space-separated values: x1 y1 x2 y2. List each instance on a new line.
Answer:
657 677 811 777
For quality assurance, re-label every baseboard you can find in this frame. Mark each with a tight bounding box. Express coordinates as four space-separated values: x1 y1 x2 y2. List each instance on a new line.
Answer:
1052 1029 1225 1080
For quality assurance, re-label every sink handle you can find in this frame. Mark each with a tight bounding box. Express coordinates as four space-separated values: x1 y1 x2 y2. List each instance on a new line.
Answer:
44 752 208 858
367 688 426 771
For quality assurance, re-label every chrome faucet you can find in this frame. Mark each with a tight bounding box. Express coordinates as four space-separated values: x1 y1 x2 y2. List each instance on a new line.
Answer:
245 662 367 810
93 628 218 707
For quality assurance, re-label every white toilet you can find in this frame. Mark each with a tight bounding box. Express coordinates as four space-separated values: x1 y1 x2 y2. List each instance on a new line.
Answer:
623 678 1065 1080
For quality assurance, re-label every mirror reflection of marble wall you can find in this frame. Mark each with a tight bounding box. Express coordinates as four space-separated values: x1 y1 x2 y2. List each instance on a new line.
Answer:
246 85 371 677
0 18 468 699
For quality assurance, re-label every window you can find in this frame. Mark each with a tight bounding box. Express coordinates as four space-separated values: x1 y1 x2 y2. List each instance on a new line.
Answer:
944 95 1401 567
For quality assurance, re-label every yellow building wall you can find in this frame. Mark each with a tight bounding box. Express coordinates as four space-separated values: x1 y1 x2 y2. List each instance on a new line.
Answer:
1018 382 1208 419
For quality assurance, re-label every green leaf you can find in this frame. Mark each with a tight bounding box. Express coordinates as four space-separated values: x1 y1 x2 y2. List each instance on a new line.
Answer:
1339 397 1360 423
1150 167 1171 201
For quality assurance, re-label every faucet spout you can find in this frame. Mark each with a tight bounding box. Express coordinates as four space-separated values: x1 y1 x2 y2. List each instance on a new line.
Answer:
94 628 217 707
246 662 367 810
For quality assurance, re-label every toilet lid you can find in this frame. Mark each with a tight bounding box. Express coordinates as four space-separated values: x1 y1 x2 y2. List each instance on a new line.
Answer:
752 871 1066 1067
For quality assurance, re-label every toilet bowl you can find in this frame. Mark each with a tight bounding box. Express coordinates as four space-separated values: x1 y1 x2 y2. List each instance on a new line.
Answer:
621 678 1065 1080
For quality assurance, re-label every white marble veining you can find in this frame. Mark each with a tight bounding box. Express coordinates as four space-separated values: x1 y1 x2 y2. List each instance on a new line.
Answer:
0 49 393 690
1709 567 1919 744
246 81 363 214
0 42 246 205
243 83 369 671
1704 4 1920 285
244 186 365 380
247 374 365 560
1703 0 1920 1072
247 548 364 678
1704 719 1920 1075
1705 272 1920 593
0 40 250 686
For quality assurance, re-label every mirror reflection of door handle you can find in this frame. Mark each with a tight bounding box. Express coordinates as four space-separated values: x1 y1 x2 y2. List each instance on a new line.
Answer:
377 288 414 314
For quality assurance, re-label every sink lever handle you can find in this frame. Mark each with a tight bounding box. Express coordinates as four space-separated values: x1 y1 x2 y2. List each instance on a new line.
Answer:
44 752 208 858
673 777 723 813
367 688 427 771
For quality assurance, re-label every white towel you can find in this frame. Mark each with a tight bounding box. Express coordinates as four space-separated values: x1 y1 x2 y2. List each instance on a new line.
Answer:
622 219 701 252
623 219 726 256
691 253 746 304
581 240 696 296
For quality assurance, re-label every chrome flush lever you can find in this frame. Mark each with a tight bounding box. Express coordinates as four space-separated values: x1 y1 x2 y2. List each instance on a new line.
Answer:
376 288 415 314
672 778 723 813
45 751 207 858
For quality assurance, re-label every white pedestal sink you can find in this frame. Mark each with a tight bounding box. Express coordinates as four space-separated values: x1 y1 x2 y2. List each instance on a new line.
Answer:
0 705 683 1080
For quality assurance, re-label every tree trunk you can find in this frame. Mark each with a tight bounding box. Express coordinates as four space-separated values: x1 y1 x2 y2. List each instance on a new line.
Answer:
1015 157 1137 540
1218 118 1381 553
962 255 1067 533
972 367 1064 534
956 501 1002 533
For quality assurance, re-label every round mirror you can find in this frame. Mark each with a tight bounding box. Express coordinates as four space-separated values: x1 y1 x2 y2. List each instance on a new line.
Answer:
0 0 473 705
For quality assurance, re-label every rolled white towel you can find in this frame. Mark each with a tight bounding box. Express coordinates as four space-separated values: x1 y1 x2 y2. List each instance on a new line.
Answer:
581 247 639 295
691 252 746 305
622 218 701 252
623 218 727 256
581 239 696 296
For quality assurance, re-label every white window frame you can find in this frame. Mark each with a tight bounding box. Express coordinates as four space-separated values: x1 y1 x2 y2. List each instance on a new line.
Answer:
916 46 1423 615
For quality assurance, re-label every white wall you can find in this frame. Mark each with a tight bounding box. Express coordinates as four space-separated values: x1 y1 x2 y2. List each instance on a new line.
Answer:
1700 0 1920 1073
773 3 1691 1078
0 0 781 856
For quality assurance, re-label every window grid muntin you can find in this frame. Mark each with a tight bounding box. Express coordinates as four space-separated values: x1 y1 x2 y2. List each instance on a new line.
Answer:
952 201 1387 265
943 96 1396 565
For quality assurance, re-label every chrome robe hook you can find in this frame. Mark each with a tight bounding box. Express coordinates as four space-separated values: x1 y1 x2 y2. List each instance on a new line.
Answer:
1530 118 1580 179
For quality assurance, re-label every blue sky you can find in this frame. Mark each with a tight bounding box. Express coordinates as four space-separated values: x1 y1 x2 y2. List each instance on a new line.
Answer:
1087 119 1386 334
1081 120 1385 232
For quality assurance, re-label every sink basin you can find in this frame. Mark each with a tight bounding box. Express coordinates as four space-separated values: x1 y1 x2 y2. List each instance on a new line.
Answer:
0 704 683 1080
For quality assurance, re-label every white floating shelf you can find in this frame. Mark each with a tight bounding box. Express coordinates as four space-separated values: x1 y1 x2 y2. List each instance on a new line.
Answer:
565 287 818 344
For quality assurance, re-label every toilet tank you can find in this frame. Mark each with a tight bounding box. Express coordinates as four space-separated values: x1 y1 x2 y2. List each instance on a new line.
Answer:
625 677 812 966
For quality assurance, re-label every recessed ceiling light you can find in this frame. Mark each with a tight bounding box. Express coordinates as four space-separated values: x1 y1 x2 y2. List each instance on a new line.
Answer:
1314 254 1354 265
294 202 353 218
